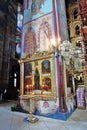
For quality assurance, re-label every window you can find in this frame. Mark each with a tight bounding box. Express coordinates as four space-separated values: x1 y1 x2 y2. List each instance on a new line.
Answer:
83 17 87 26
75 25 80 35
76 41 82 48
73 9 78 19
17 4 23 32
14 73 17 87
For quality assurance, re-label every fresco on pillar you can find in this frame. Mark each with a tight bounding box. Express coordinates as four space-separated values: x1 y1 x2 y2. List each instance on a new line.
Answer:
37 16 53 52
23 0 52 24
23 23 36 55
22 13 54 56
57 0 69 41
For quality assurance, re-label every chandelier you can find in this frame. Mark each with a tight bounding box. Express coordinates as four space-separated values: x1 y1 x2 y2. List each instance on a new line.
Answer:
59 40 84 66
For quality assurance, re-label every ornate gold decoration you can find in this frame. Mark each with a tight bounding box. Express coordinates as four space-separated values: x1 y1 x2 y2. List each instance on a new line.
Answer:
19 51 56 98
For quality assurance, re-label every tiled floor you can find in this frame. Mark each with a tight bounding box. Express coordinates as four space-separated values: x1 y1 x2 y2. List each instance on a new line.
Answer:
0 101 87 130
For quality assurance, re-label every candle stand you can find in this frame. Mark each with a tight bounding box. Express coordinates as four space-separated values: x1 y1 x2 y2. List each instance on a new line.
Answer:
26 95 39 123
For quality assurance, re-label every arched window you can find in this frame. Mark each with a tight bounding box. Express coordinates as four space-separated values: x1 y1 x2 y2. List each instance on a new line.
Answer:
76 41 82 48
75 25 80 35
73 9 78 19
83 17 87 26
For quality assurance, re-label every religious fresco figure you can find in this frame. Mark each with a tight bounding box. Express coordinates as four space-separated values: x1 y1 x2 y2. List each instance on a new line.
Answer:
27 0 47 14
31 0 36 12
24 25 36 55
38 18 52 52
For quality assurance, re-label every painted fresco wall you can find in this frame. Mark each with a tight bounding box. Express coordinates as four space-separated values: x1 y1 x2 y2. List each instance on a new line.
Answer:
23 0 52 23
21 0 69 57
21 0 54 57
57 0 69 42
22 13 54 55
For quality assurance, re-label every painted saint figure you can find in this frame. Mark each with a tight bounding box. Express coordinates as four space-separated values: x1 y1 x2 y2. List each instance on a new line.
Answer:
38 18 52 51
24 25 36 55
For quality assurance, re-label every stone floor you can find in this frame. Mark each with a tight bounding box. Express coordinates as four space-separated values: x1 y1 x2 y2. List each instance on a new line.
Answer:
0 100 87 130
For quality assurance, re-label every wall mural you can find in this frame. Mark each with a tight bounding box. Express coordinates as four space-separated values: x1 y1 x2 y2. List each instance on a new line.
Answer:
23 13 53 55
24 25 36 55
27 0 47 14
38 18 52 51
23 0 52 23
58 0 69 41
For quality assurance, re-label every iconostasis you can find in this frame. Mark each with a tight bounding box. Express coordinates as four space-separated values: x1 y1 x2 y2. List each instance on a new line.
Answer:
23 52 56 95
